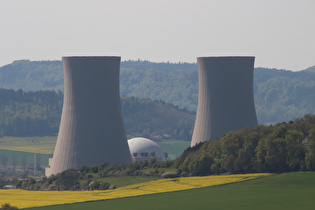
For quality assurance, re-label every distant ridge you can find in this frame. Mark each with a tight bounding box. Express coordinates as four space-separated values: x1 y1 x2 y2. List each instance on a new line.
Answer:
1 60 315 125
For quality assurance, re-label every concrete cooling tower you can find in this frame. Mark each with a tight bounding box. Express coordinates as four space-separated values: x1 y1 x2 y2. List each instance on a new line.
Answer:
191 56 258 147
47 56 132 176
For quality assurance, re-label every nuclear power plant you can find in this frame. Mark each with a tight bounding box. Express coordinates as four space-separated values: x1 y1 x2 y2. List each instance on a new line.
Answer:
46 56 132 176
191 56 258 147
44 55 258 176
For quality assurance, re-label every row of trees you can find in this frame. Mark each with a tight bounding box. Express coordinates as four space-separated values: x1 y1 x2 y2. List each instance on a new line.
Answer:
175 115 315 175
15 159 174 191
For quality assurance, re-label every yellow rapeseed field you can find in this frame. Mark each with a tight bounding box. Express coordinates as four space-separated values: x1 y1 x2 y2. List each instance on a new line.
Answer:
0 173 271 209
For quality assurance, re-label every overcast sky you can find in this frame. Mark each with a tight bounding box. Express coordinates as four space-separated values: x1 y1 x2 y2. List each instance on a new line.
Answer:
0 0 314 71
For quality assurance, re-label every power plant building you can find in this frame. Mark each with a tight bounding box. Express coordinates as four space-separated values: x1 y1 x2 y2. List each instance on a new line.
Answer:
47 56 132 176
128 137 167 162
191 56 258 147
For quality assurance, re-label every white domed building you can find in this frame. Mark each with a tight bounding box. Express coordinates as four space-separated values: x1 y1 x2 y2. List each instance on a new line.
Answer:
128 137 167 162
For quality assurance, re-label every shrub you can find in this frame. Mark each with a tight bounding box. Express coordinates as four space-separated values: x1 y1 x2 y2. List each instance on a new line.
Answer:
161 172 179 178
0 203 19 210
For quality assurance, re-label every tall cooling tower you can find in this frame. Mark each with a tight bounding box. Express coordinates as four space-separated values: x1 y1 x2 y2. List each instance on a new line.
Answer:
191 56 258 147
48 56 132 175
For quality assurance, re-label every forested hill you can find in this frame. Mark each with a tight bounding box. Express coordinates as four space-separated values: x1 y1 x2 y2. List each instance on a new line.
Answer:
0 88 194 140
1 60 315 125
175 114 315 175
0 60 64 91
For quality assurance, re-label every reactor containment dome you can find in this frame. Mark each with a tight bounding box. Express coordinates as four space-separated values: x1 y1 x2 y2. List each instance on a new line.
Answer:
128 137 166 162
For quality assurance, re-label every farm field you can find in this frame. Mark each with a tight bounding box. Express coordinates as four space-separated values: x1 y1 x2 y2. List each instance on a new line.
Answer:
0 136 57 154
0 136 190 160
0 149 50 166
22 172 315 210
155 139 190 159
0 136 56 168
0 173 270 209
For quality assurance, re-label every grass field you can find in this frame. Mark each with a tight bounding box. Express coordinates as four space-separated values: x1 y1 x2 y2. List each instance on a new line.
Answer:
0 173 269 209
20 172 315 210
155 139 190 159
0 136 55 167
0 136 57 154
0 149 51 166
0 136 190 160
0 135 189 173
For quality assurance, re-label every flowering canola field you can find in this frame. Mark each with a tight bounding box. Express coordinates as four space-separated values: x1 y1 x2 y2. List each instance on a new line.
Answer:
0 173 271 209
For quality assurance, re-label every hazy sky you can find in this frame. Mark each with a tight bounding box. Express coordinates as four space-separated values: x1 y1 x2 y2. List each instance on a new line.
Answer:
0 0 314 71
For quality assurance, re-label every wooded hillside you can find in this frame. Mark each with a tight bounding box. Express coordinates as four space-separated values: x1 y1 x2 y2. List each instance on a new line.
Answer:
0 89 194 140
1 60 315 125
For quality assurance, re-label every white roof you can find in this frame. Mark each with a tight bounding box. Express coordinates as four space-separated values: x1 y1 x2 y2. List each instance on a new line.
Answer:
128 137 165 161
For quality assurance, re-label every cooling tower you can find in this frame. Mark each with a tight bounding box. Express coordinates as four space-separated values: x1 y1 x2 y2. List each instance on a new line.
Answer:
48 56 132 176
191 56 258 147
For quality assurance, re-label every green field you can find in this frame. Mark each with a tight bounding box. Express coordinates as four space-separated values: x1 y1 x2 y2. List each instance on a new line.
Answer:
155 139 190 160
24 172 315 210
0 136 190 170
0 136 190 161
0 136 56 167
0 136 57 154
0 149 51 166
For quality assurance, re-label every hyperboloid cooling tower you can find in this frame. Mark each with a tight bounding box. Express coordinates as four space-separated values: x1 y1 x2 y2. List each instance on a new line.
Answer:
191 56 258 147
48 56 132 176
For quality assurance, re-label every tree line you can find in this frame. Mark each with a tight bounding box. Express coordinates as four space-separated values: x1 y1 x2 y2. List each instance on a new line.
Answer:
14 159 174 191
175 114 315 175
